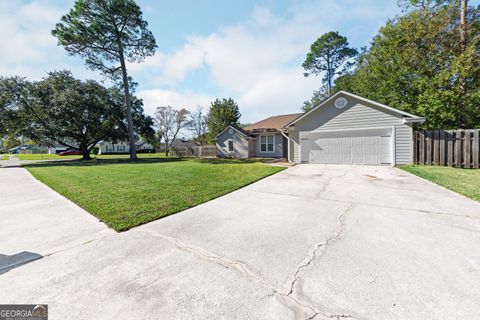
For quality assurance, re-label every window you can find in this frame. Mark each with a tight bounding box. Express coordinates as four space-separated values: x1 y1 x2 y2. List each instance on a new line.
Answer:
227 140 234 152
117 145 126 152
260 135 274 152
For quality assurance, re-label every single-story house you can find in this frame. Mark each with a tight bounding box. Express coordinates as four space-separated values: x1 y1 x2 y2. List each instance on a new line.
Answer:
96 140 155 154
216 91 425 165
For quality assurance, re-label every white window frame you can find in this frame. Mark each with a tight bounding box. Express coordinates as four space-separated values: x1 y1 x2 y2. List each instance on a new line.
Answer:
227 139 234 152
259 134 275 153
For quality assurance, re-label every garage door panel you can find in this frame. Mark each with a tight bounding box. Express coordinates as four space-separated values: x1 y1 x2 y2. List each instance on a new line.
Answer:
300 131 392 165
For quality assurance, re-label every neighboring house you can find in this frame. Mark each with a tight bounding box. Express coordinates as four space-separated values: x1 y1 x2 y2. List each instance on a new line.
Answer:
216 91 425 165
96 141 155 154
48 144 72 154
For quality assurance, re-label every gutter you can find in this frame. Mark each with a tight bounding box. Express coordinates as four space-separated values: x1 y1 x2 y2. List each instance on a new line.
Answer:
280 130 294 164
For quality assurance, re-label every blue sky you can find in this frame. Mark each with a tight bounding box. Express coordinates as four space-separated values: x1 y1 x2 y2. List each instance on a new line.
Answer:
1 0 477 123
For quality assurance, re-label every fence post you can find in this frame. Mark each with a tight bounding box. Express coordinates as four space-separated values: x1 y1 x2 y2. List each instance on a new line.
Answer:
455 130 462 167
426 130 432 165
419 131 425 164
465 129 471 168
447 131 453 167
472 129 479 169
433 130 439 165
439 130 445 166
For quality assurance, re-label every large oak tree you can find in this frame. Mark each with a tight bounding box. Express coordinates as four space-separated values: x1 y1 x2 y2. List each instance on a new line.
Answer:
1 71 154 160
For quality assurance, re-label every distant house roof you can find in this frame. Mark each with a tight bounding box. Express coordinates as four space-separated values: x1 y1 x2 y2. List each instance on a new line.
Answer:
243 113 303 133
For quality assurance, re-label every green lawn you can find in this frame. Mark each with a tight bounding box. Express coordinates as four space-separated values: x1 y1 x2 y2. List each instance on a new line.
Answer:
400 165 480 202
16 152 165 161
25 158 284 231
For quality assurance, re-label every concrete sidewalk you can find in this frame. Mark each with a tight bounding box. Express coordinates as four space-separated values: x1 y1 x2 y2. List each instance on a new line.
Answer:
0 159 111 270
1 162 480 319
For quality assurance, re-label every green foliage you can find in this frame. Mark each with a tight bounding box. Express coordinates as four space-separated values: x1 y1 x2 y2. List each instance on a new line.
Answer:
0 76 31 136
1 71 153 160
52 0 157 159
335 3 480 129
52 0 156 79
302 87 329 112
3 134 21 151
206 98 241 142
302 31 358 94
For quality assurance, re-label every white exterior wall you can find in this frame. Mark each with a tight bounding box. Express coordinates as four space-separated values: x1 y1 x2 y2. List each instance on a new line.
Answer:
98 142 130 154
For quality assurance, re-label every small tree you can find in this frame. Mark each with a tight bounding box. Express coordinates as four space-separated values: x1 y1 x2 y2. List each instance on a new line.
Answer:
188 106 208 145
206 98 241 142
52 0 157 160
302 31 358 95
154 106 189 156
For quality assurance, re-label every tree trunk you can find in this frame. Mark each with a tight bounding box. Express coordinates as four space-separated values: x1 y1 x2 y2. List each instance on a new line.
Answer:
458 0 468 128
165 138 170 156
80 145 92 160
118 48 138 160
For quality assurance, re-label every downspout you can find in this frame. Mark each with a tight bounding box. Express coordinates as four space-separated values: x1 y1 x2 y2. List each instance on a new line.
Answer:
281 129 293 164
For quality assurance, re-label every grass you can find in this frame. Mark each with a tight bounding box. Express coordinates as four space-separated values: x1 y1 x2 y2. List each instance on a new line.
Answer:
15 152 165 161
400 165 480 202
24 157 284 231
0 154 9 160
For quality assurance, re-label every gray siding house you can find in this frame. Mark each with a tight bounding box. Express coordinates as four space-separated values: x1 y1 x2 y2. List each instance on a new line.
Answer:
216 91 425 165
216 113 301 159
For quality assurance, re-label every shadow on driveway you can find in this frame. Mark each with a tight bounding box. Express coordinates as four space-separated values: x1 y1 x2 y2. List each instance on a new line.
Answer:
0 252 43 275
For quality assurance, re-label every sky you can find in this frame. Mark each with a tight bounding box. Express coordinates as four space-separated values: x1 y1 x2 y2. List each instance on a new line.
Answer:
1 0 476 124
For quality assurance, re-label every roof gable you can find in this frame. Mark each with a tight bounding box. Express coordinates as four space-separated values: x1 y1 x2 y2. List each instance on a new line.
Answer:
284 91 424 128
214 125 250 140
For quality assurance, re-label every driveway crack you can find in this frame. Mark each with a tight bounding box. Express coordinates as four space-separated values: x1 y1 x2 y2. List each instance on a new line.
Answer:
139 227 359 320
286 203 353 296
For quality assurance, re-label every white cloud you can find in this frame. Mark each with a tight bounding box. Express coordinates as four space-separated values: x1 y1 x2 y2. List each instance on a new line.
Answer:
0 0 401 123
0 0 100 80
137 89 214 116
140 0 400 122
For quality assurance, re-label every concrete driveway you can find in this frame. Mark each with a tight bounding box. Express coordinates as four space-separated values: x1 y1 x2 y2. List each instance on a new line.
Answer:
1 163 480 320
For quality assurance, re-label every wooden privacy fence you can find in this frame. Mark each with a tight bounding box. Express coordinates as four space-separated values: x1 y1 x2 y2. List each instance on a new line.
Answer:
171 145 216 158
413 129 480 168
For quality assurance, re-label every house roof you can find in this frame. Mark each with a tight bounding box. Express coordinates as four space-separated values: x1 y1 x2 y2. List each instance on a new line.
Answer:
243 113 303 133
283 91 425 128
214 125 251 139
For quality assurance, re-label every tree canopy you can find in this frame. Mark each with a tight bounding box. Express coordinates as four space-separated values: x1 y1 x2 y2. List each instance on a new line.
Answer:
302 31 358 95
335 2 480 129
206 98 241 142
0 71 153 159
52 0 157 159
154 106 189 156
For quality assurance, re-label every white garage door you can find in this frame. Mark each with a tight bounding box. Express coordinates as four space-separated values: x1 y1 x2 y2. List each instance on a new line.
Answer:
300 129 392 165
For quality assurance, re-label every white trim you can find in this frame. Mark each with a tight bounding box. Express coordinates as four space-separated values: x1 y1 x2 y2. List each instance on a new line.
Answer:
259 134 275 153
214 125 248 140
283 91 424 128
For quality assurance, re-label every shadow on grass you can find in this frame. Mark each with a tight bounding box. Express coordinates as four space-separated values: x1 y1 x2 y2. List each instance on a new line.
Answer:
22 156 185 168
19 156 266 169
